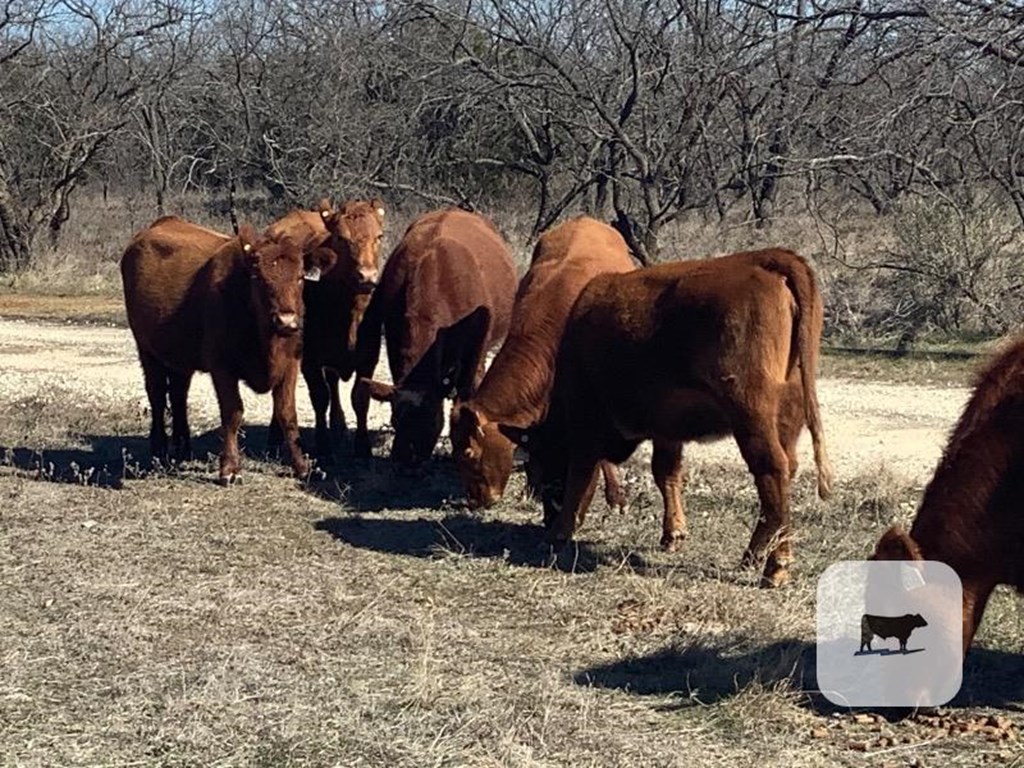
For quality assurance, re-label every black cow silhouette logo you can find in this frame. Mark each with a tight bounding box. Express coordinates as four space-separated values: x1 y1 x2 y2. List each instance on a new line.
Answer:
859 613 928 654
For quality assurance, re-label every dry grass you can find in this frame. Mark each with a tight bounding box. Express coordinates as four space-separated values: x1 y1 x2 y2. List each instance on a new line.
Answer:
0 382 1021 767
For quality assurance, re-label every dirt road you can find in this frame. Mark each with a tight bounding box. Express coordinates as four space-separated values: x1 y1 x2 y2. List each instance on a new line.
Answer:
0 317 970 485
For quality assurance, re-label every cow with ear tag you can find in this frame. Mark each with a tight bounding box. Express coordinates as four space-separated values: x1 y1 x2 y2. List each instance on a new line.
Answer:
351 208 517 465
265 197 386 457
121 215 317 483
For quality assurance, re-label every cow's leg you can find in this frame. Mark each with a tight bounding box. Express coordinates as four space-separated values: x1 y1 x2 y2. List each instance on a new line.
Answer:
962 578 997 655
139 350 169 462
326 368 346 438
547 448 601 546
778 379 804 481
652 439 687 552
272 361 309 477
351 377 372 458
303 359 332 457
167 369 193 461
734 416 792 587
574 464 602 529
211 371 245 484
600 461 626 511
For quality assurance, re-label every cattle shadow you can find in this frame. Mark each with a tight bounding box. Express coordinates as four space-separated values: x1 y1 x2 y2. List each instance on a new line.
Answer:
854 648 926 657
0 424 302 489
574 638 1024 713
314 514 643 573
0 431 191 488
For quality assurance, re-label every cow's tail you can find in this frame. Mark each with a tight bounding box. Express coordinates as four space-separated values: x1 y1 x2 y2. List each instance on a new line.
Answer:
763 250 834 500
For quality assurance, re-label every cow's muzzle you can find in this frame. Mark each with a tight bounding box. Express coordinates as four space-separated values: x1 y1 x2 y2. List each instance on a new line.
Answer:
272 312 301 335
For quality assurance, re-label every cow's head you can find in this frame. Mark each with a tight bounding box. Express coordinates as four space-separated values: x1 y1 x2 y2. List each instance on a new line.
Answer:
499 421 566 528
871 526 925 562
235 224 330 337
361 379 444 466
910 613 929 628
319 197 385 293
450 404 515 509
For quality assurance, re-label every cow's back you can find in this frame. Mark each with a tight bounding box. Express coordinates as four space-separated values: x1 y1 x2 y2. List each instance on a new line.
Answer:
474 217 635 423
121 216 230 370
561 251 802 443
379 209 516 380
265 209 328 252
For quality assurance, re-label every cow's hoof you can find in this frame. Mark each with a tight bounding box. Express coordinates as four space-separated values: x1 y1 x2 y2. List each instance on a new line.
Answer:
219 473 242 487
760 567 790 588
660 531 686 553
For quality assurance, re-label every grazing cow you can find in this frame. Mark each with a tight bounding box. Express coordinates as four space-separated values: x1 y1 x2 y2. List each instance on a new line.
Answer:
872 335 1024 653
266 198 386 456
521 248 834 587
352 208 517 464
121 216 333 483
860 613 928 653
449 216 635 509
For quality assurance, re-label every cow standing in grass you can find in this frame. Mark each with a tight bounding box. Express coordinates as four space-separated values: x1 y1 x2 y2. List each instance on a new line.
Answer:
266 198 386 457
873 335 1024 653
450 216 635 509
121 216 333 483
523 249 833 587
352 208 517 465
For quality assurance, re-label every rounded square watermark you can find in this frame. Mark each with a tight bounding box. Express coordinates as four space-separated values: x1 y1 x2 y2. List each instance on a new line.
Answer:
817 561 962 707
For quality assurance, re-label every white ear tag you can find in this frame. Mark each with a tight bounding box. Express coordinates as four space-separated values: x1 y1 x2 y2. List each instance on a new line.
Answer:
304 266 321 282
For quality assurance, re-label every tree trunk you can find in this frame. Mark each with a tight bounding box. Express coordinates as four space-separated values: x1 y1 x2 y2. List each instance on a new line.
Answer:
0 173 32 271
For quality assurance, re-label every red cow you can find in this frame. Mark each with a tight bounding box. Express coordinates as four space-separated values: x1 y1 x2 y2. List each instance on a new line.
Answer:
352 208 517 464
872 335 1024 652
449 216 635 509
121 216 332 483
522 249 833 587
267 198 385 455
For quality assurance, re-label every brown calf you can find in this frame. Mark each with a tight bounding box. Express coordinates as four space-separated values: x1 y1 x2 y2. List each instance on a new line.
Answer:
266 198 385 455
523 248 833 586
450 216 635 508
872 335 1024 653
352 208 517 464
121 216 332 482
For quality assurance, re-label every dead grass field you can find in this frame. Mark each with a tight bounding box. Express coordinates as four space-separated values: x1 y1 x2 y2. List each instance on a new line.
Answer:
0 316 1021 768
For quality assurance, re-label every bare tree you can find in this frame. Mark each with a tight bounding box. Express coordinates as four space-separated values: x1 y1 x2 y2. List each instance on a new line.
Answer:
0 0 192 269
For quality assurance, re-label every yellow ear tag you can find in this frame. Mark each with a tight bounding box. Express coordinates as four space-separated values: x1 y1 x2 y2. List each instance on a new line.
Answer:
376 207 386 218
320 210 330 219
242 243 252 253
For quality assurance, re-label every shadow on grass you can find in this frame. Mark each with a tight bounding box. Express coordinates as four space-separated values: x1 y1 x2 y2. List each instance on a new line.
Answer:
314 514 660 574
0 424 303 489
574 638 1024 713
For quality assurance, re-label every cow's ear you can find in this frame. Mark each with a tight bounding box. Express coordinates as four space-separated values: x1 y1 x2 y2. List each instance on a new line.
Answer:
237 223 260 264
365 379 396 402
316 197 333 219
454 404 487 438
370 197 386 220
305 247 337 281
871 526 923 561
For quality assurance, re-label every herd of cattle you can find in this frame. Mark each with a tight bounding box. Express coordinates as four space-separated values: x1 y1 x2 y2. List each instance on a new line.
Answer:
119 200 1023 659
